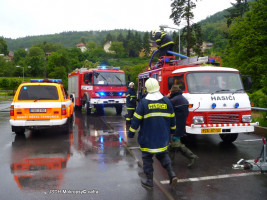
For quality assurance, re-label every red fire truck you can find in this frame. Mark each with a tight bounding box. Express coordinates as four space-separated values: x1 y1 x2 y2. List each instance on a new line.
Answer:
138 51 258 143
68 66 127 115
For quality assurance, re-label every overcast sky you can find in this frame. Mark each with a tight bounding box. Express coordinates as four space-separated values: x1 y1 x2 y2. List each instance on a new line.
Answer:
0 0 235 39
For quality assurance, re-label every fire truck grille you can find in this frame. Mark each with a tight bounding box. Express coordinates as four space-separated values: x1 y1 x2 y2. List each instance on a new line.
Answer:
207 113 240 124
106 92 120 96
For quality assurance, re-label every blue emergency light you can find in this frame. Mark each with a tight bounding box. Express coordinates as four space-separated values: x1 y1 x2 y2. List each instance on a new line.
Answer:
100 136 104 143
30 79 62 83
118 92 123 96
97 66 120 70
99 92 106 96
235 103 239 108
212 103 217 109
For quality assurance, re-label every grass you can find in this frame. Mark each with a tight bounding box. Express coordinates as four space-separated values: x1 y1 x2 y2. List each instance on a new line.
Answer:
252 110 267 127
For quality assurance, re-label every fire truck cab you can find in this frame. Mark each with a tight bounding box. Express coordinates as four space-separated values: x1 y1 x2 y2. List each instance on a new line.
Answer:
68 66 127 115
138 54 258 143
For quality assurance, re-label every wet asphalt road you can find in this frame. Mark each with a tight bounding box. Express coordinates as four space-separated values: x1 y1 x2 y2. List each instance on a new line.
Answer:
0 99 266 200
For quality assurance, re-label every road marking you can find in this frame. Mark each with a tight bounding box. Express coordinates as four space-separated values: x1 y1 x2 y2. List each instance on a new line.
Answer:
243 139 262 142
128 147 140 150
160 171 261 184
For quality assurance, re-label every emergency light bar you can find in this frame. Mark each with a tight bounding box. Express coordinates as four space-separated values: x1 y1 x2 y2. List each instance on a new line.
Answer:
30 79 63 83
97 66 120 70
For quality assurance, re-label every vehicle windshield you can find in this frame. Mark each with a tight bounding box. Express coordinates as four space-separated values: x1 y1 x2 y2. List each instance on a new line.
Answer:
186 72 244 94
18 85 59 100
93 72 126 86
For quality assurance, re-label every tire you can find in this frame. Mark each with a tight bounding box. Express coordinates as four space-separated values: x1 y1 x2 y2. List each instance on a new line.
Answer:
75 105 82 110
95 105 104 115
12 126 25 135
219 133 238 143
115 105 123 115
62 119 70 134
85 102 91 115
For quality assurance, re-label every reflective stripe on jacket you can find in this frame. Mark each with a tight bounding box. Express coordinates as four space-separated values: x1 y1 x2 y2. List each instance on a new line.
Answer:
154 31 174 49
126 88 137 108
128 96 176 153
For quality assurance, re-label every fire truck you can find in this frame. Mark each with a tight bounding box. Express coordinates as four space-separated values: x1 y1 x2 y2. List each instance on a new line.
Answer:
68 66 127 115
138 51 258 143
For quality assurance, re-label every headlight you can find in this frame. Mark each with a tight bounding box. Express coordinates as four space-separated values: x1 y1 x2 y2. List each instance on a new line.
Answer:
242 115 252 123
193 116 204 124
95 93 100 97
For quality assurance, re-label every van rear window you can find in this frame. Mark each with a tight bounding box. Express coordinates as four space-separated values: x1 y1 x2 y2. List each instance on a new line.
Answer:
18 85 59 100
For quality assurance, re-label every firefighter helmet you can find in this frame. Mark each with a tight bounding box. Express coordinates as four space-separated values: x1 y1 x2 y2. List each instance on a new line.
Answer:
129 82 134 87
152 29 159 37
145 78 160 93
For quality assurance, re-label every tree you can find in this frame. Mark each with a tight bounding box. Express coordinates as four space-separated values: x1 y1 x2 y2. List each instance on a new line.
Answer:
170 0 198 57
0 37 8 56
117 33 124 42
224 0 267 90
142 32 151 57
225 0 249 27
105 33 113 43
14 48 27 64
109 41 125 57
26 46 45 77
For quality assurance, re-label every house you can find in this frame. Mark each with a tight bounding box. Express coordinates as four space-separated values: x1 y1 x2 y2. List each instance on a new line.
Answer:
139 40 158 57
202 42 213 52
76 43 87 52
103 41 115 54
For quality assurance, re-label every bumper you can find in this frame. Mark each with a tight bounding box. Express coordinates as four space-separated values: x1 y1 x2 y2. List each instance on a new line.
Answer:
90 98 126 105
186 122 259 134
10 118 68 127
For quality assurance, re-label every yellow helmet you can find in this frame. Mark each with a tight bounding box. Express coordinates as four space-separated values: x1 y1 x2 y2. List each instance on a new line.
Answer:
152 29 159 37
145 78 160 93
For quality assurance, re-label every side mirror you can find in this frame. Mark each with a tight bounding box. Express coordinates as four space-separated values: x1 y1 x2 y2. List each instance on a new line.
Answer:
242 76 253 91
168 77 174 90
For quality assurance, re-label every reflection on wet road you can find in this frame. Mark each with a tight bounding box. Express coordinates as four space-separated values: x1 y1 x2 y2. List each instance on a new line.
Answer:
72 110 127 162
0 100 266 200
11 132 71 191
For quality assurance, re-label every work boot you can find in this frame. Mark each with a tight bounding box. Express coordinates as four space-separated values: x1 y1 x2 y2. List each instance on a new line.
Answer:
187 155 199 168
165 164 178 186
141 173 153 189
179 144 199 168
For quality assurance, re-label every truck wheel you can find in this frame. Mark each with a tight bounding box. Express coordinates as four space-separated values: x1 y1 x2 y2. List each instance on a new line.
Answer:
12 126 25 135
86 102 91 115
96 105 104 115
115 105 123 115
75 105 82 110
219 133 238 143
62 118 70 134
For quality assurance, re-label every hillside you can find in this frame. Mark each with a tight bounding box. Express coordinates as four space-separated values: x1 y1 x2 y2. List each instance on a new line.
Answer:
5 29 146 51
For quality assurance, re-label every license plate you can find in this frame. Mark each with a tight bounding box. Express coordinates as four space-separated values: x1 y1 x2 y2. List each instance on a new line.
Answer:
30 108 46 113
201 128 221 133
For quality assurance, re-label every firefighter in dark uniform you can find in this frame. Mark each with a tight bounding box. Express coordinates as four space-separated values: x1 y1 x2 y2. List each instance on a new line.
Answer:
167 85 198 167
125 82 137 125
152 30 174 57
128 78 178 189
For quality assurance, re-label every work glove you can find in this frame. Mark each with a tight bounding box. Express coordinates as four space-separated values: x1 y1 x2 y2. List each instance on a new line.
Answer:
170 136 181 148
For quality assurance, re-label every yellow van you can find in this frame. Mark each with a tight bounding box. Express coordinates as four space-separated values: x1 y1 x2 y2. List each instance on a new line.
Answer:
10 79 73 134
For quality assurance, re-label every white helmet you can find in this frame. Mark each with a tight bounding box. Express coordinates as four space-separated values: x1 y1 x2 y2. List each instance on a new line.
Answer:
145 78 160 93
129 82 134 87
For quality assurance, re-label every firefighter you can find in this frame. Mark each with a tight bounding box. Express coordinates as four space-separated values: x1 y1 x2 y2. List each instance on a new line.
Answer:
125 82 137 125
152 30 174 57
128 78 178 189
167 85 198 168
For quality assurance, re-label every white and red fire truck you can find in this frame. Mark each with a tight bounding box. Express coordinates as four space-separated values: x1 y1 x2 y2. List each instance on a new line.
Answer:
68 66 127 115
138 51 258 143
